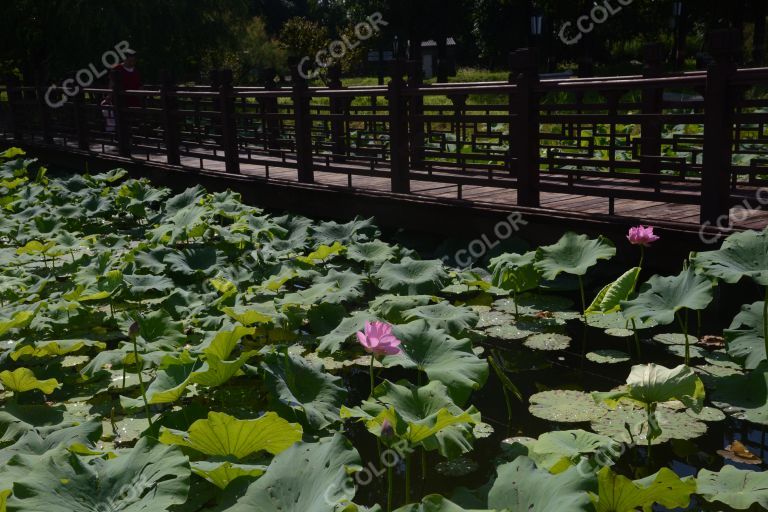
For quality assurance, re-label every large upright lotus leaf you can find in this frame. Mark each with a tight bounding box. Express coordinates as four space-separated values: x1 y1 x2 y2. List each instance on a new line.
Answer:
198 326 256 360
526 430 618 472
621 268 714 325
724 301 766 369
534 233 616 280
487 456 596 512
384 320 488 405
122 359 204 408
691 228 768 286
489 251 540 293
0 405 74 444
697 466 768 510
347 240 398 267
369 294 433 324
0 420 102 465
280 270 365 306
10 339 106 360
159 411 302 459
393 495 480 512
311 217 378 245
0 368 60 395
188 352 255 387
711 361 768 425
374 258 449 295
261 352 347 430
590 466 695 512
603 364 705 412
295 242 346 265
316 310 371 354
0 309 36 338
340 380 478 457
127 310 186 350
164 247 222 276
403 302 479 335
224 433 362 512
222 304 277 327
122 273 175 295
586 267 641 315
4 437 190 511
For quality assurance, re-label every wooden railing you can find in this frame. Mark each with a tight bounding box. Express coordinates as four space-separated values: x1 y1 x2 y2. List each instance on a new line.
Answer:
2 30 767 225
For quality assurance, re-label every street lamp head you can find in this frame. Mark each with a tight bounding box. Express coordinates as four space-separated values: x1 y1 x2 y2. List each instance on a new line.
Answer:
673 1 683 17
530 8 544 37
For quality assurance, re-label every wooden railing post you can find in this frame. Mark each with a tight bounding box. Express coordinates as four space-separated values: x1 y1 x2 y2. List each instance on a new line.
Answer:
110 69 131 157
72 89 89 150
217 69 240 174
261 69 281 157
407 59 425 170
388 59 410 193
292 67 314 183
701 29 738 225
6 76 23 142
160 71 181 165
640 43 664 187
509 48 541 207
35 80 53 145
328 64 347 162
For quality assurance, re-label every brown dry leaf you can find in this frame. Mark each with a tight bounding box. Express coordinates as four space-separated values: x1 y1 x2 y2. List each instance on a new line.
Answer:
699 335 725 349
717 440 763 465
535 311 554 319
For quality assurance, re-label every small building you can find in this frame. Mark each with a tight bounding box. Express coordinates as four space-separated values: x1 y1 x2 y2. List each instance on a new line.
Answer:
420 37 457 80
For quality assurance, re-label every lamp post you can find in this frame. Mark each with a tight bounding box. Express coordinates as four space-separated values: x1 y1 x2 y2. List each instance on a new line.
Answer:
672 0 684 68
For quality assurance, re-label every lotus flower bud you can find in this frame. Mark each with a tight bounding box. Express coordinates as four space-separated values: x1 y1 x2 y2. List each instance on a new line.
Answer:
128 321 140 340
381 419 394 440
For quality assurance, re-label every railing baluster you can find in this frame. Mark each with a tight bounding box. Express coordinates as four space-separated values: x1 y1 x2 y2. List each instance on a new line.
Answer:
218 69 240 174
292 68 314 184
110 69 131 157
640 43 664 188
388 59 410 194
161 71 180 166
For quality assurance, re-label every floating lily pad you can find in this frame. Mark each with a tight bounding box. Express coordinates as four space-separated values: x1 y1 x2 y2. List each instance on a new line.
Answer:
524 333 571 351
587 350 631 364
654 333 698 345
529 390 606 423
665 344 707 360
435 457 479 477
604 328 634 338
686 406 726 423
476 310 514 329
590 403 707 445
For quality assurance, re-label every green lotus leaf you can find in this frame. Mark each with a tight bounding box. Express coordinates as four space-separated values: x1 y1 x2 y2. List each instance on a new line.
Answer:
224 433 362 512
523 333 571 351
3 437 190 512
724 301 766 369
10 339 106 361
341 380 478 457
710 361 768 425
0 404 75 444
403 302 479 335
488 456 596 511
590 402 707 444
586 350 632 364
374 258 449 295
159 411 302 459
312 217 378 244
347 240 398 267
0 309 36 337
0 420 102 465
697 465 768 510
489 251 540 293
190 460 266 490
122 273 175 294
621 268 714 326
691 228 768 286
369 294 433 324
384 320 488 405
164 247 222 276
590 466 695 512
222 303 279 326
529 390 607 423
524 429 619 472
316 310 372 354
122 358 204 408
0 368 60 395
198 326 256 360
534 233 616 280
280 270 365 306
394 495 480 512
586 267 641 315
261 351 347 430
296 241 346 265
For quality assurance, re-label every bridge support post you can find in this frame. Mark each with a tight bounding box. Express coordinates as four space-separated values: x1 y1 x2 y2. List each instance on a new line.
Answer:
292 68 314 184
509 48 540 207
640 43 664 188
6 76 23 142
389 59 410 194
110 70 131 157
161 71 181 166
701 30 738 226
407 59 425 171
217 69 240 174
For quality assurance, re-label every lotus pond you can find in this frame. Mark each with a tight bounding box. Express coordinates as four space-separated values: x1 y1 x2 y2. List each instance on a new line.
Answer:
1 147 768 511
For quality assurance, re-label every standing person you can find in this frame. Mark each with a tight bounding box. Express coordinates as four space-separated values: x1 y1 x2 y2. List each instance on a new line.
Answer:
110 49 142 107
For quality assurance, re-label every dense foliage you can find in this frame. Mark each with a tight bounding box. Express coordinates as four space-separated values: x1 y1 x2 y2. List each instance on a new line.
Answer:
0 148 767 511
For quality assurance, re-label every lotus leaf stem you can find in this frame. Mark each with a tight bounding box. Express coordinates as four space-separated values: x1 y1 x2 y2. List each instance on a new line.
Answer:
404 450 412 504
676 312 690 366
132 336 152 427
387 464 394 512
370 354 375 397
764 287 768 362
578 276 587 326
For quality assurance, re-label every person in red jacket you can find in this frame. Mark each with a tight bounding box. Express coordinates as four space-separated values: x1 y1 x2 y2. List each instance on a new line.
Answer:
111 50 142 108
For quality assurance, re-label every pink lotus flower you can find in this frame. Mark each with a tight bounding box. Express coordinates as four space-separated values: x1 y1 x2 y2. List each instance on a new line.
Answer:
356 321 402 356
627 226 659 247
